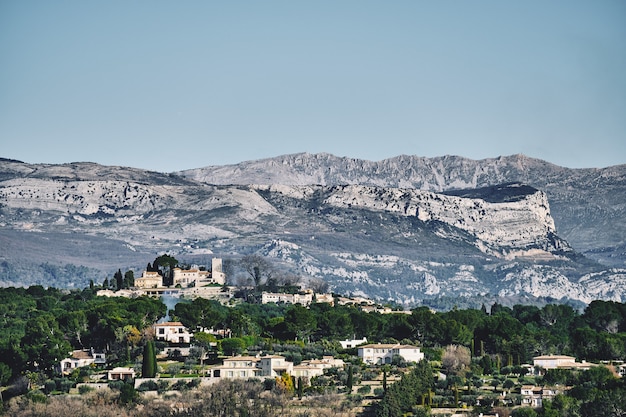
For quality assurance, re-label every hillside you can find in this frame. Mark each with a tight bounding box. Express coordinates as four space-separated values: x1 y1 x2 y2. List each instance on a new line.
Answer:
180 153 626 267
1 156 625 307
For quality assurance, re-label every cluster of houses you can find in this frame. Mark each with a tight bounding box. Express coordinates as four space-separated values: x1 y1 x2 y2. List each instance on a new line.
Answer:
58 320 429 385
75 257 626 400
97 258 228 300
59 316 626 405
517 355 626 407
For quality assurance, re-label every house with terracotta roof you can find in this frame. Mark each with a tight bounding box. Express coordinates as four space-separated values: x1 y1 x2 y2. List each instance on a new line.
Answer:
58 349 106 375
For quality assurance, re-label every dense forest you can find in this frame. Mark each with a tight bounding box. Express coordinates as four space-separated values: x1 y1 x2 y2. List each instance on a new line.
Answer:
1 283 626 416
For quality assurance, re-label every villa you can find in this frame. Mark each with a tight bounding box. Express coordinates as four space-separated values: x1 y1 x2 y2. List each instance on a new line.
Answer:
358 343 424 365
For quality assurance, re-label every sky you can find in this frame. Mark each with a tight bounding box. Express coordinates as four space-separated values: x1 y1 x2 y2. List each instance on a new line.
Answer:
1 1 625 172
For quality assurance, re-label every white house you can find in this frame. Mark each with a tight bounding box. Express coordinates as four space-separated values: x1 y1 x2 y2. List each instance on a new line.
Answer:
173 268 210 287
292 356 345 379
261 291 313 306
214 355 295 379
58 349 106 375
108 367 136 381
521 385 564 407
154 322 192 344
358 344 424 365
340 337 368 349
259 355 293 377
215 356 262 379
532 355 596 373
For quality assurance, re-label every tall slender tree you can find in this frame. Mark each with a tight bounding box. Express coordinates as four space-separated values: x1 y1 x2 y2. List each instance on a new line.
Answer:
142 340 157 378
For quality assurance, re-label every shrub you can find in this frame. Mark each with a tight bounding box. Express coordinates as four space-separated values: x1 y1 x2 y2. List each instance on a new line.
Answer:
44 380 56 394
357 385 371 394
137 380 158 392
78 385 94 395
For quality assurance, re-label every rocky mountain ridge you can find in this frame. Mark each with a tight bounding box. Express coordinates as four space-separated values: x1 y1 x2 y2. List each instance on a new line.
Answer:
180 153 626 267
1 156 624 308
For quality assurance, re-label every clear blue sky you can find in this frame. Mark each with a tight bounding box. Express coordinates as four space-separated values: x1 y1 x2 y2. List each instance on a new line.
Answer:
1 1 625 172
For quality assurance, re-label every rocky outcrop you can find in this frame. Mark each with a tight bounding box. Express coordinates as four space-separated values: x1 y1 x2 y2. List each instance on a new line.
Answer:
180 153 626 267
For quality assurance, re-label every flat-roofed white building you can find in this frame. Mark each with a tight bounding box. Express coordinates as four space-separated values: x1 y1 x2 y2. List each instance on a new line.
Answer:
340 337 368 349
358 344 424 365
108 367 136 381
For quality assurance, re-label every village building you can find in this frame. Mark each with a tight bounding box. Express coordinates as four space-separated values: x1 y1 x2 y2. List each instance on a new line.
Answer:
134 271 163 289
313 293 335 305
261 291 313 306
58 349 106 375
108 367 136 381
358 343 424 365
154 322 192 344
339 337 368 349
532 355 597 373
214 356 262 379
292 356 345 379
173 268 210 287
211 354 342 380
172 258 226 287
521 385 565 407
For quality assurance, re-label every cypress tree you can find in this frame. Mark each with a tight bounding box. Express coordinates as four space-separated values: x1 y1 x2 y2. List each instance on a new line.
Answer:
346 366 354 393
297 376 304 399
142 341 157 378
382 369 387 393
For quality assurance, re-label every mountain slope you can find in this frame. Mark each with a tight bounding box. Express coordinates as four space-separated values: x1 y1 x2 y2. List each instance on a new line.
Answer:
179 153 626 267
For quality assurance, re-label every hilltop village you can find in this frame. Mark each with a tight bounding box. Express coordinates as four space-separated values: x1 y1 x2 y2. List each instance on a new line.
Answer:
1 256 626 417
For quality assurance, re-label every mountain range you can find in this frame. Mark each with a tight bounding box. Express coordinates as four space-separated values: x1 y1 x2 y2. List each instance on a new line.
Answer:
1 153 624 309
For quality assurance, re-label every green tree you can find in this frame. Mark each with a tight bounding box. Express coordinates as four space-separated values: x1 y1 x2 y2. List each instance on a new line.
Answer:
220 338 246 356
21 312 71 375
297 376 304 399
346 366 354 393
119 381 138 404
173 298 226 332
123 270 134 288
153 254 178 286
512 407 537 417
284 305 317 342
142 340 157 378
114 269 123 290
